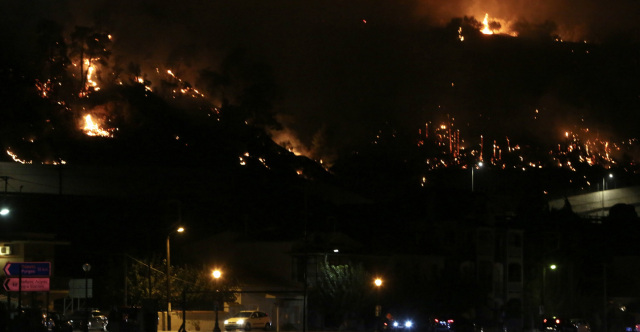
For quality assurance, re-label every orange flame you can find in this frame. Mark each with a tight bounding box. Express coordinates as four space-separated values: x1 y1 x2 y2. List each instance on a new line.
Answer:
481 14 494 35
83 114 112 137
85 59 100 91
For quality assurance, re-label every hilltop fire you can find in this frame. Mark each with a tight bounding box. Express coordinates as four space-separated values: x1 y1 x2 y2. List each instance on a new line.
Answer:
482 14 494 35
1 8 635 187
475 13 517 37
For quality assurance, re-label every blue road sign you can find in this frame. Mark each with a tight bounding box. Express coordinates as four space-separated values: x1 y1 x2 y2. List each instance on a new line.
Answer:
3 262 51 277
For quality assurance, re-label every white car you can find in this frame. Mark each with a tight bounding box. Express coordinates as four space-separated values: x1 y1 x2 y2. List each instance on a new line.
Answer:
224 311 272 331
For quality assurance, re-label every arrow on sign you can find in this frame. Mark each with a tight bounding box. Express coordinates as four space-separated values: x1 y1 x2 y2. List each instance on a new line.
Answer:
3 278 50 292
3 262 51 277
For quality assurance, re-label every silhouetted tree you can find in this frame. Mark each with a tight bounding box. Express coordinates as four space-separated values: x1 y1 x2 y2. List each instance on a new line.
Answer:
197 48 281 131
125 257 237 309
512 20 559 41
35 19 70 94
309 259 373 329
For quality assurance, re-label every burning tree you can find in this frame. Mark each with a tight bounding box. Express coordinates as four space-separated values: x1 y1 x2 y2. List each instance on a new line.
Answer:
69 26 112 96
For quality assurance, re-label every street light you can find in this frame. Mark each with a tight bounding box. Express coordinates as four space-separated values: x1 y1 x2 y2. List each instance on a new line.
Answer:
166 226 185 331
83 263 91 332
212 269 222 332
374 278 383 332
602 173 613 217
541 264 556 315
603 263 608 332
472 162 483 192
1 177 9 216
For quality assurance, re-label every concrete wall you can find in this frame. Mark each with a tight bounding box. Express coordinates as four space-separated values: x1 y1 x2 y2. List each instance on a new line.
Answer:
548 186 640 217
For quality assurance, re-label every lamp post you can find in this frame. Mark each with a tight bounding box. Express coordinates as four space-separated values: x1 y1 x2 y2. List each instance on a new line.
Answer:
83 263 91 332
1 177 9 217
212 269 222 332
541 264 556 316
166 226 185 331
603 264 608 332
602 173 613 217
374 278 383 332
472 162 483 192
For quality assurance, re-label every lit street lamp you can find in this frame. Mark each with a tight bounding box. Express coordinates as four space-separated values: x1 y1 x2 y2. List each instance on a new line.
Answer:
602 173 613 217
212 269 222 332
472 162 483 192
1 176 9 216
83 263 91 332
374 278 383 332
166 226 185 331
603 264 607 332
541 264 556 315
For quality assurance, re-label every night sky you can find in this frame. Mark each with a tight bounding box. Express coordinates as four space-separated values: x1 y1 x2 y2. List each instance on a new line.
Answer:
2 0 640 164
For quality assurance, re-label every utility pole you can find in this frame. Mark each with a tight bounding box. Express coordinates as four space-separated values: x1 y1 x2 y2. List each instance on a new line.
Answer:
1 176 8 193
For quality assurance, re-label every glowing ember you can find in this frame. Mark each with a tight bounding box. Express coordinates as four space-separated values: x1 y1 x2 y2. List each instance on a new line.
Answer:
481 14 494 35
165 69 206 98
83 114 112 137
35 79 52 98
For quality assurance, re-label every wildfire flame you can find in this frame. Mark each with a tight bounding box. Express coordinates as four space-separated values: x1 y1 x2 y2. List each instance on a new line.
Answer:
83 114 112 137
6 149 32 164
85 59 100 91
481 14 494 35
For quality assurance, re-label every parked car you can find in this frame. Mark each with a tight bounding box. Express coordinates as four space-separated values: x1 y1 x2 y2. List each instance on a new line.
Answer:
68 309 108 331
45 311 74 332
384 318 414 330
4 308 72 332
105 306 143 332
541 317 577 332
625 324 640 332
382 313 414 331
430 318 455 332
569 319 591 332
224 310 272 331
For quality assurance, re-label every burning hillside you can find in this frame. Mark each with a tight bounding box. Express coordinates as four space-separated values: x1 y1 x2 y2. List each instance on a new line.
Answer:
1 0 640 194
